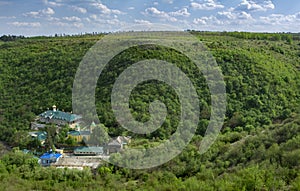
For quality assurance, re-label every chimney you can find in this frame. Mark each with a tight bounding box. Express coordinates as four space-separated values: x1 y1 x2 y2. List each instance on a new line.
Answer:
52 105 57 112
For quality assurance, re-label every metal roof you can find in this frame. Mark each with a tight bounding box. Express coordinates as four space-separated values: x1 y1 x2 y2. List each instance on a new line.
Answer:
74 146 103 153
37 132 47 141
29 131 47 141
79 131 91 136
68 131 90 136
68 131 81 136
39 110 82 122
40 152 62 160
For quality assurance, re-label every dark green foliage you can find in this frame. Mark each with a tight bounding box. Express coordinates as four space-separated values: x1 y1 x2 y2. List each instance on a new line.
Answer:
0 36 101 142
0 35 25 42
0 32 299 190
44 125 57 152
1 32 299 140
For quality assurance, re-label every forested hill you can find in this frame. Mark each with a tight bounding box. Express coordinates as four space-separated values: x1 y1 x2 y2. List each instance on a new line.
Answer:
0 32 299 141
0 32 299 190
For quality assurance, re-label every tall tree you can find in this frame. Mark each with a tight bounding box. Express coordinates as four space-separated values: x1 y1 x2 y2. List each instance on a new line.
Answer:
44 125 57 152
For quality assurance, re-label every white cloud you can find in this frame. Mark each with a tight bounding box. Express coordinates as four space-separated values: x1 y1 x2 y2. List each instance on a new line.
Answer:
260 13 300 25
9 22 41 27
90 14 98 20
244 12 299 32
236 0 275 12
169 8 190 17
47 17 60 21
191 0 224 10
73 22 84 28
128 7 135 10
43 7 55 15
0 16 16 19
217 11 235 20
24 11 40 18
134 19 152 25
193 10 253 27
105 18 121 25
53 21 84 28
192 10 300 32
72 6 87 14
143 7 177 22
54 22 69 27
43 0 63 7
162 0 174 4
24 7 55 18
193 17 210 25
238 11 253 19
89 14 124 26
62 16 81 22
217 11 252 20
92 3 123 15
193 15 223 26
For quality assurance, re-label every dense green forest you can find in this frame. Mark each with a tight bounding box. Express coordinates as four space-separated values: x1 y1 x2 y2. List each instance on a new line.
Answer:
0 32 299 190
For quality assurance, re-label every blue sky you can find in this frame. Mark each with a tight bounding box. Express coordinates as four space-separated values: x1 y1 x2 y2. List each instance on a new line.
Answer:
0 0 299 36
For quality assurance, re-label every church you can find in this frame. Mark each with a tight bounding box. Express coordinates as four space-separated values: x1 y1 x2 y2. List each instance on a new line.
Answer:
31 105 82 129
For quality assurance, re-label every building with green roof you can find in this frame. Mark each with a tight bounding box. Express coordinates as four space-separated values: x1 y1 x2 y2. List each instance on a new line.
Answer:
67 131 91 143
29 131 47 145
74 146 104 156
37 105 82 126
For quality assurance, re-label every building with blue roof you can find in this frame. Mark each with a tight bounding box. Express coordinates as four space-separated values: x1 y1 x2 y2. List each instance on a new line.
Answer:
40 151 62 166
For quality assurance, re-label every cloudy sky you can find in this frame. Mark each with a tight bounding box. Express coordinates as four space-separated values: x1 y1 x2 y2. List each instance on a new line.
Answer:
0 0 299 36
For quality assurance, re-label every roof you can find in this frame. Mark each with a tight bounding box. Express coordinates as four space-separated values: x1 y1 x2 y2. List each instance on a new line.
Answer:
80 131 91 136
68 131 80 136
74 146 103 153
68 131 90 136
29 131 47 141
115 136 131 145
40 152 62 160
108 140 122 146
39 110 82 123
36 131 47 141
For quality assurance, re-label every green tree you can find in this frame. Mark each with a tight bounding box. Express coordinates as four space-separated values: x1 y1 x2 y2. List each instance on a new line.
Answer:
89 124 109 146
11 131 31 149
44 125 57 152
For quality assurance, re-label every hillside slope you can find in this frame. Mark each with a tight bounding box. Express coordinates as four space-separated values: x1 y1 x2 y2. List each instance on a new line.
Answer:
0 32 299 190
0 32 299 141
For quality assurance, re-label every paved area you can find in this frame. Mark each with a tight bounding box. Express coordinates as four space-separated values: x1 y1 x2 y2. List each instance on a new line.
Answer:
52 155 108 169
